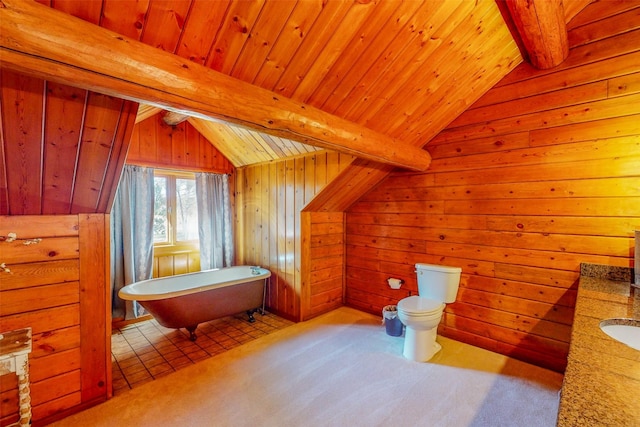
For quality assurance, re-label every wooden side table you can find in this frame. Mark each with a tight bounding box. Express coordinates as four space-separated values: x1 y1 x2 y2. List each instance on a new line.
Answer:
0 328 32 426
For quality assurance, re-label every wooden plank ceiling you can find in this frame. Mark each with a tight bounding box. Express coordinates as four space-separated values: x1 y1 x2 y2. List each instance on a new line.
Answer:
134 107 321 166
0 0 592 214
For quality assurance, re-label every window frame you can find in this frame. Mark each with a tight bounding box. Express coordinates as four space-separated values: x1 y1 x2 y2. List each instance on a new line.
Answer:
153 170 199 255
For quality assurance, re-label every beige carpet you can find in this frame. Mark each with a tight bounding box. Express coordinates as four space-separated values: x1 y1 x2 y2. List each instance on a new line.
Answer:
53 307 563 427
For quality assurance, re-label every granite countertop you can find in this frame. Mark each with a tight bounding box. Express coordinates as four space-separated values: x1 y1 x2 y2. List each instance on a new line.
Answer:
557 264 640 426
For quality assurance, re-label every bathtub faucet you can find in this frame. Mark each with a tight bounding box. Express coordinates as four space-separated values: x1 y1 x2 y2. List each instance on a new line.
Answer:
251 266 262 275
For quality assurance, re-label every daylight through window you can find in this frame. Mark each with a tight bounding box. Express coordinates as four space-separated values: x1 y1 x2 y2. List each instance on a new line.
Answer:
153 171 199 249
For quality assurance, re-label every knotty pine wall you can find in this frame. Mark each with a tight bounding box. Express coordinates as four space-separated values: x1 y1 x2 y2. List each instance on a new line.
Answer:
301 211 346 320
345 3 640 373
236 152 353 321
152 251 201 279
0 71 137 216
126 113 234 278
127 113 234 175
0 215 110 426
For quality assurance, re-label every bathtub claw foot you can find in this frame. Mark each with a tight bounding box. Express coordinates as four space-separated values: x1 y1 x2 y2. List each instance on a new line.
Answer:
186 326 198 341
246 309 257 323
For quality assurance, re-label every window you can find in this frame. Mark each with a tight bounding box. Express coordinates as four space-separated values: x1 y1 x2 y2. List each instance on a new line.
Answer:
153 171 199 250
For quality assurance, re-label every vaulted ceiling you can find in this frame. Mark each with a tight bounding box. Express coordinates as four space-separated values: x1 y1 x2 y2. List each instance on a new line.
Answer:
0 0 592 214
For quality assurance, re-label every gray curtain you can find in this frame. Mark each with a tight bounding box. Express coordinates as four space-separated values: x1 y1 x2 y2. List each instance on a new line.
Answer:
195 172 233 270
111 165 155 320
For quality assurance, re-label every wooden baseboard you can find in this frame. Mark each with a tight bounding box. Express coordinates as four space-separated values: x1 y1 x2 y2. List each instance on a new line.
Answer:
111 314 154 330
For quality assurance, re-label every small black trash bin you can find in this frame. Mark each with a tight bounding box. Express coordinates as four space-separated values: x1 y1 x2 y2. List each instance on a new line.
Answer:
382 305 403 336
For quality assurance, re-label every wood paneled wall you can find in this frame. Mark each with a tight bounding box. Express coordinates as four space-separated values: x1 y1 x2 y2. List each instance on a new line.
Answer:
344 3 640 372
0 71 137 216
126 113 234 279
0 215 110 426
301 211 345 320
152 250 201 278
236 152 353 321
127 114 234 174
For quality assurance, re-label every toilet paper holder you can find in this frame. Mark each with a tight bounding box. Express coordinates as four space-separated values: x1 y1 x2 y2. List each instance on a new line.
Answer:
387 277 404 289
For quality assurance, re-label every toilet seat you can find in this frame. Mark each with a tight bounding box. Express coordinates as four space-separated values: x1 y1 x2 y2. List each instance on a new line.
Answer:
398 296 444 315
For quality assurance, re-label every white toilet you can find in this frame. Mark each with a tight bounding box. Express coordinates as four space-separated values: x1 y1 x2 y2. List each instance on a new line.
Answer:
396 263 462 362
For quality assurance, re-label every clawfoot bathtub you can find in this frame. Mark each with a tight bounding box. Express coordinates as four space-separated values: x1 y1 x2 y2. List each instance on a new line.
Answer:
118 266 270 341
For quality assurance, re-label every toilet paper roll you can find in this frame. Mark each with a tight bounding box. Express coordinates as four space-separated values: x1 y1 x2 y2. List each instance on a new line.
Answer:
387 278 403 289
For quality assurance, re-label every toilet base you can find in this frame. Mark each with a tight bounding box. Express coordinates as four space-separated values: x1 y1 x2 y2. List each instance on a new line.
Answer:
403 326 441 362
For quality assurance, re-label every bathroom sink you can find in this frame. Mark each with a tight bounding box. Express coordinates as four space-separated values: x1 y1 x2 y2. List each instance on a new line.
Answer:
599 318 640 351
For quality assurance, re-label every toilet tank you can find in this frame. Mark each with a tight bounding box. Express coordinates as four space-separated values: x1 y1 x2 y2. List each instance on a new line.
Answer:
415 263 462 303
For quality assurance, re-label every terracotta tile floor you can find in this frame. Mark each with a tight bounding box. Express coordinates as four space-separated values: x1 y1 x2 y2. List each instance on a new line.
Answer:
111 311 294 394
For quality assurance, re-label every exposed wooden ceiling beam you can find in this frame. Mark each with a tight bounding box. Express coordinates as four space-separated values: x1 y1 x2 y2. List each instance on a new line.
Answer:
502 0 569 69
0 0 431 171
162 111 190 126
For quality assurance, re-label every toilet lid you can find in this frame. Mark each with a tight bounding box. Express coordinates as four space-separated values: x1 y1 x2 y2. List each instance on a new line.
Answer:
398 296 444 315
